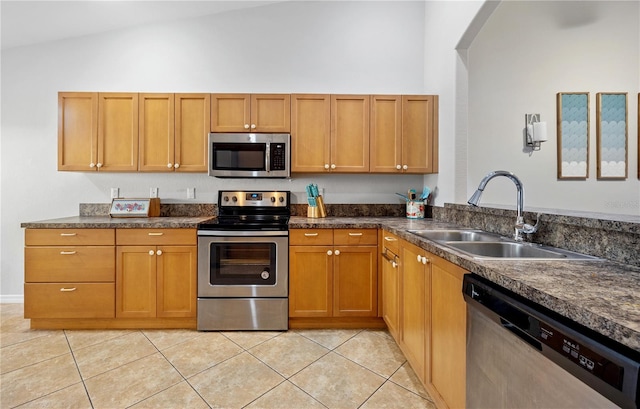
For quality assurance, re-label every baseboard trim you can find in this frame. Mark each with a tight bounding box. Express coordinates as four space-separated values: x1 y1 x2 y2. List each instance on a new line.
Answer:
0 295 24 304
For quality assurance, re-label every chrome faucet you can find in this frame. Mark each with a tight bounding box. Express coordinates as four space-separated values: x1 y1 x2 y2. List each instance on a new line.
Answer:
468 170 539 241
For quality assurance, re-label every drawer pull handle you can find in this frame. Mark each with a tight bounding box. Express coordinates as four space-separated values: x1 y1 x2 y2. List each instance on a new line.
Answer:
60 287 77 292
59 251 77 255
60 233 77 237
348 232 363 236
304 233 319 237
148 232 164 236
384 236 397 242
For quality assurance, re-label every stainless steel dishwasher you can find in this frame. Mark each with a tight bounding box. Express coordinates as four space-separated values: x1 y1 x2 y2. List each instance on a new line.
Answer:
463 274 639 409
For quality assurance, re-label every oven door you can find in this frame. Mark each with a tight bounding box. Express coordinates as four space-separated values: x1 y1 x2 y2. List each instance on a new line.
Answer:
198 232 288 298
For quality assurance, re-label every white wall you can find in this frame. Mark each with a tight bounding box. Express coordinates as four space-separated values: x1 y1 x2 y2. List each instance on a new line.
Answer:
1 1 442 299
467 1 640 215
421 1 485 205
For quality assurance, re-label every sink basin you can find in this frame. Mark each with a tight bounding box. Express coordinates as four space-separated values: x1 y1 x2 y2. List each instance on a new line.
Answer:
446 241 601 260
408 229 501 242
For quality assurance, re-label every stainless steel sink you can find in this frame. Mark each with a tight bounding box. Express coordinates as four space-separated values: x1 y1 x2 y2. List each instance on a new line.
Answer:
445 241 601 260
408 229 501 242
408 229 602 260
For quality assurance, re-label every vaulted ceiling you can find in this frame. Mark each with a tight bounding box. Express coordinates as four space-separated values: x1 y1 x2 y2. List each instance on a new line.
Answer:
1 1 284 50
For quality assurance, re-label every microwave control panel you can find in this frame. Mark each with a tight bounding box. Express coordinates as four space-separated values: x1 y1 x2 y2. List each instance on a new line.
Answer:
270 143 286 171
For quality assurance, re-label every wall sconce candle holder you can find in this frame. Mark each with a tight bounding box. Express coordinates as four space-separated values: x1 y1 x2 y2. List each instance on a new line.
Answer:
525 113 548 151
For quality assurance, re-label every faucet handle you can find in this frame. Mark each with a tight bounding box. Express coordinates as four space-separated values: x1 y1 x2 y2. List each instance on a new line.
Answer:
522 213 541 234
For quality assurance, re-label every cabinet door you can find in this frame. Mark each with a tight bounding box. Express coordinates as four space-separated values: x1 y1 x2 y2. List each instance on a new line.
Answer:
251 94 291 132
399 241 429 383
381 249 400 341
370 95 402 173
58 92 98 171
116 246 156 317
291 94 330 172
211 93 250 132
175 93 210 172
430 256 467 409
402 95 438 173
331 95 370 172
333 246 377 317
139 93 175 172
289 245 333 317
98 93 139 171
156 246 197 318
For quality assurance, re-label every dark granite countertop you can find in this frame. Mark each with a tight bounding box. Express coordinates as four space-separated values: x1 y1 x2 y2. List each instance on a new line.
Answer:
20 215 215 229
290 216 640 353
21 214 639 352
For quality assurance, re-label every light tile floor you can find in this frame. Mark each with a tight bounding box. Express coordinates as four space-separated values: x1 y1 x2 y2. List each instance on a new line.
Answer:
0 304 435 409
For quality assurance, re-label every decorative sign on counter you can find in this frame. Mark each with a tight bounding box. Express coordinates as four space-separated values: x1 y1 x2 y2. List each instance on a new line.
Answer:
109 198 160 217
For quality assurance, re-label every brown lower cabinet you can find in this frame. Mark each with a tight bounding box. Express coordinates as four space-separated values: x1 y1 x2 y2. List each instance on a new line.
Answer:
24 228 197 329
288 228 383 328
383 230 468 409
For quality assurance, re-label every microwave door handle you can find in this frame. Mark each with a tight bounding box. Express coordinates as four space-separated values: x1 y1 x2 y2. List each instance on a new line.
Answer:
265 143 270 173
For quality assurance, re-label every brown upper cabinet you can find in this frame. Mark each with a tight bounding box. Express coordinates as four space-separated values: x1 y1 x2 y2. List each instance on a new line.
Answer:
291 94 331 172
59 92 437 174
58 92 138 171
59 92 210 172
98 93 139 172
139 93 210 172
211 93 290 133
291 94 370 173
371 95 438 173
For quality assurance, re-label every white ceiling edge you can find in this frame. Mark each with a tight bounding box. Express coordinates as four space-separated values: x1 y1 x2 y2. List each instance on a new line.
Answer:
456 0 500 50
0 0 286 51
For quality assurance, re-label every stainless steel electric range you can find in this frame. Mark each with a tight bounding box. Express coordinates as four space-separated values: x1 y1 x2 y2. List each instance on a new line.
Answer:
197 190 290 330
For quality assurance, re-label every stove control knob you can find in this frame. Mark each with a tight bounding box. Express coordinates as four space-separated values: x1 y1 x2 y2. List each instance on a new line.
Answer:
279 197 284 203
232 196 238 202
223 196 229 202
271 197 276 203
261 270 270 280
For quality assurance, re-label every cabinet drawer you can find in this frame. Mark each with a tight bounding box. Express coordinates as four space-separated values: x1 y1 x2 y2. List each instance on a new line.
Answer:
334 229 377 246
381 230 400 253
290 229 333 245
24 283 115 318
25 229 114 246
116 229 196 245
25 246 115 282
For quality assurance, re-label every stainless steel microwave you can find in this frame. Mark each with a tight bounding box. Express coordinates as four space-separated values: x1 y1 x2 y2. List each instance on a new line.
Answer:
208 133 291 178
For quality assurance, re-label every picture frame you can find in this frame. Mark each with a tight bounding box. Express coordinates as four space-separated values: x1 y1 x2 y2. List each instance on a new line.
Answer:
557 92 589 179
596 92 628 179
109 198 160 217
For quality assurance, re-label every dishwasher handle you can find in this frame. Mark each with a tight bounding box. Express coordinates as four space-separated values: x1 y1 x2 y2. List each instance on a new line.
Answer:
465 278 542 350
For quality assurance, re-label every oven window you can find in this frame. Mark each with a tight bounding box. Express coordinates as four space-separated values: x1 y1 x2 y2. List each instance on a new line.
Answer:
212 143 266 171
209 242 277 286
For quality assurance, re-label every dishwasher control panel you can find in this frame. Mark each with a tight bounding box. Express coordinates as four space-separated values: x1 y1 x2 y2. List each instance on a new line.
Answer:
537 322 624 390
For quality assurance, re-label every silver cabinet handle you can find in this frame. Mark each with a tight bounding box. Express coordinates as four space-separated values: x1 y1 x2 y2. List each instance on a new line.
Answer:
383 236 397 242
59 251 77 255
348 232 363 236
60 287 77 292
304 233 319 237
60 233 77 237
334 250 340 255
327 250 333 256
156 250 163 256
148 232 164 236
149 250 155 255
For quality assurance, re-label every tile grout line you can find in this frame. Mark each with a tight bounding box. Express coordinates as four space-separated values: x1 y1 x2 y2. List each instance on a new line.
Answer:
64 328 95 409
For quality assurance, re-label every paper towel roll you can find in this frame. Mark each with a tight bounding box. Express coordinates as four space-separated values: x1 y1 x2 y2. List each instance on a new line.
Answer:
532 121 548 142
